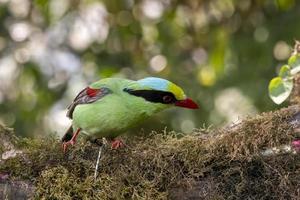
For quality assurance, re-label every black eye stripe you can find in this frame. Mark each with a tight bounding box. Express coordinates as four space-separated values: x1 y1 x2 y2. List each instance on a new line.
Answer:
124 89 177 104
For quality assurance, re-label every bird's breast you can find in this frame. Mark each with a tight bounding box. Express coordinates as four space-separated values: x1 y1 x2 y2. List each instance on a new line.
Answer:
71 94 156 137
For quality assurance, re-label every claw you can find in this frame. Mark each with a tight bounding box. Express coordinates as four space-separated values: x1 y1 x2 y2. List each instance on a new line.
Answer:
62 142 67 153
62 128 81 153
62 141 74 153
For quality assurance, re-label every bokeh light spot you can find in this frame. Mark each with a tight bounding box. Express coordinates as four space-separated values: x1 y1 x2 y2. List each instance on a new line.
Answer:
180 120 195 133
254 26 269 42
214 88 258 123
192 48 207 65
142 0 164 20
197 67 216 87
9 22 31 42
273 41 291 60
69 3 109 51
9 0 30 18
117 11 133 26
14 48 30 63
150 55 167 73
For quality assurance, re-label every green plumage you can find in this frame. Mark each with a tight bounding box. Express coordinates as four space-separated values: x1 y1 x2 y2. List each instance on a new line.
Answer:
72 78 170 140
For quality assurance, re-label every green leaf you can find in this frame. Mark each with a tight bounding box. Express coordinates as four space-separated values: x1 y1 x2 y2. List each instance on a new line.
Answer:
288 54 300 75
278 65 291 79
268 77 293 104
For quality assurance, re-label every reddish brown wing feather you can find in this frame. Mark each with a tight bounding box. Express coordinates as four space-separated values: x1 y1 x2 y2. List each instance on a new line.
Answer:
66 87 111 119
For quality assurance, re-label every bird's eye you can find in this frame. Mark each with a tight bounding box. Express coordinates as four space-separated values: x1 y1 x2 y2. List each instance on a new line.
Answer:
163 95 173 103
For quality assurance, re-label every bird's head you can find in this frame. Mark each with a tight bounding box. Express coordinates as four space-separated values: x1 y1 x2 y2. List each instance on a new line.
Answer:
124 77 199 109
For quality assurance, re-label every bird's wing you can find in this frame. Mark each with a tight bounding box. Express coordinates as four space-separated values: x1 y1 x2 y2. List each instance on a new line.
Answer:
67 87 111 119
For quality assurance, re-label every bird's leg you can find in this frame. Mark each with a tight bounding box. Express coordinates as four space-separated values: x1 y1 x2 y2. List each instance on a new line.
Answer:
111 139 125 149
94 138 107 179
62 128 81 153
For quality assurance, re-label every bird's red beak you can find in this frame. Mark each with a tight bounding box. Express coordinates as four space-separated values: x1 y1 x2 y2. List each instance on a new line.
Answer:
175 98 199 109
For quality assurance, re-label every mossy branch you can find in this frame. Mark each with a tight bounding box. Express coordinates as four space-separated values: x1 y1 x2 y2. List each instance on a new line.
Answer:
1 105 300 199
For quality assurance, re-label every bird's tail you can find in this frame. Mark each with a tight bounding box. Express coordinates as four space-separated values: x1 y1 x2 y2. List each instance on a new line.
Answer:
61 126 73 142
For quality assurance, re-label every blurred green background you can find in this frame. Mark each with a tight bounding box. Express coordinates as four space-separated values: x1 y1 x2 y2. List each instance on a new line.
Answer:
0 0 298 138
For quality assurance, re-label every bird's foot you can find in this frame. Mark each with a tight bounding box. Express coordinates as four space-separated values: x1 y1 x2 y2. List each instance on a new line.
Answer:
62 140 75 153
62 128 81 153
111 139 124 149
292 139 300 152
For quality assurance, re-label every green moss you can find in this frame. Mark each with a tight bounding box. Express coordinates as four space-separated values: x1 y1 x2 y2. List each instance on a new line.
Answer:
0 106 300 199
0 124 19 154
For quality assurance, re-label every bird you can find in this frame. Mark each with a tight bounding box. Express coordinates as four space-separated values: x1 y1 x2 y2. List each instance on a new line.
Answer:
62 77 199 152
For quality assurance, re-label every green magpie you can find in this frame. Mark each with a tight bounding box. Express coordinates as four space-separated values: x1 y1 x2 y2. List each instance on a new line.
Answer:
62 77 199 152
